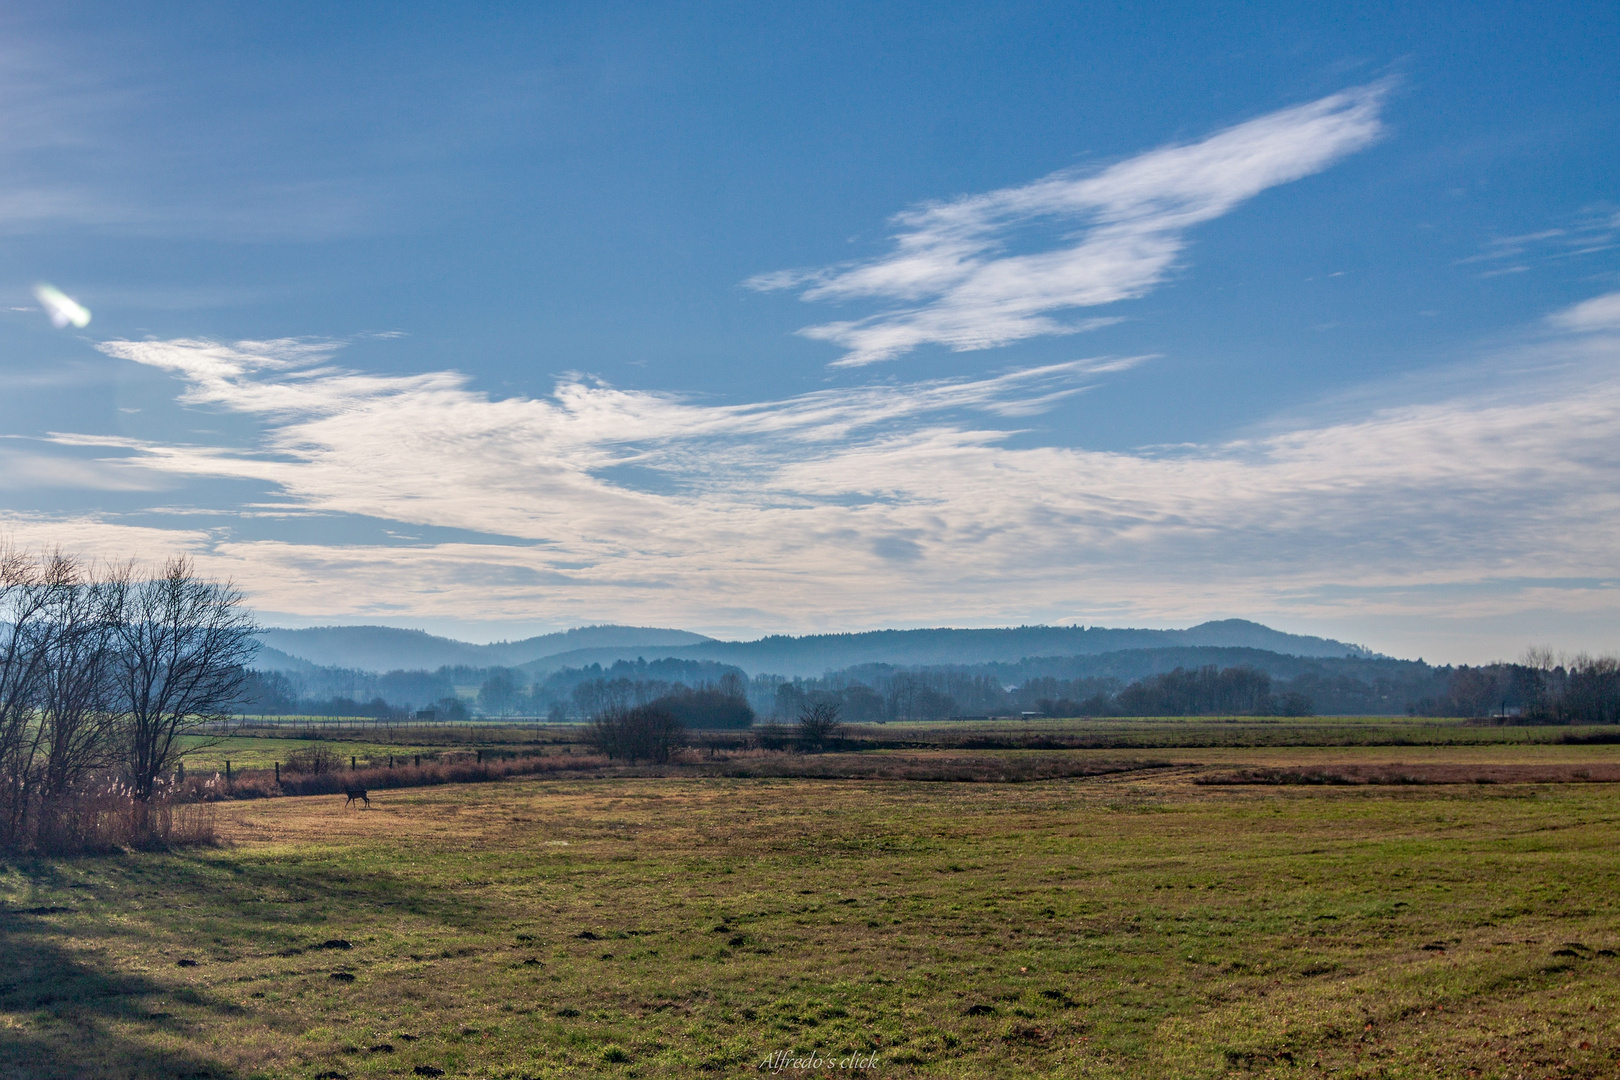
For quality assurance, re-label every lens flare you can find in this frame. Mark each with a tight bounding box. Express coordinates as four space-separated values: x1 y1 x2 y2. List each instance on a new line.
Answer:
34 283 91 328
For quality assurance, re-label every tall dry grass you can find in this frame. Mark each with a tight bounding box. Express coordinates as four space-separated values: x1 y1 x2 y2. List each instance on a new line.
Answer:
7 780 218 854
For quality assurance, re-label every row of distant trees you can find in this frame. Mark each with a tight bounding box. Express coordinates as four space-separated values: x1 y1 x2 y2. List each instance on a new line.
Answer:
768 665 1312 720
239 657 1313 723
0 550 256 850
1037 666 1314 718
567 655 1620 727
1408 651 1620 722
248 650 1620 727
236 656 759 720
755 655 1486 718
570 672 754 727
239 669 470 722
769 670 1009 722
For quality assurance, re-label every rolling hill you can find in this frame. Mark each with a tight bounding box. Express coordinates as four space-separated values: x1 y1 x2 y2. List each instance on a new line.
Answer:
255 624 714 674
255 619 1373 678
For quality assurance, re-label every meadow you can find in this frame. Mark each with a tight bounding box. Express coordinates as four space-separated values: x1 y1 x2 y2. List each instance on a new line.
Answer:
1 719 1617 1078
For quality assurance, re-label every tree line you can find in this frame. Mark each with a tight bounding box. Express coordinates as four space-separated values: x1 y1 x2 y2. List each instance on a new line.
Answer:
236 656 756 720
235 652 1428 722
848 649 1451 716
1407 652 1620 722
243 645 1614 723
760 664 1312 720
0 550 256 850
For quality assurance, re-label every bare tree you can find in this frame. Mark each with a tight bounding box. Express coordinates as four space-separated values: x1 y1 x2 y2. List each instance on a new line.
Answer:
0 548 58 844
114 558 258 801
1521 645 1559 672
37 559 125 803
797 701 844 751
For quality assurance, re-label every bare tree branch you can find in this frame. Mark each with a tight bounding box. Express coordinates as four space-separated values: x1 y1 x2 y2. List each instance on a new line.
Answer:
114 557 259 802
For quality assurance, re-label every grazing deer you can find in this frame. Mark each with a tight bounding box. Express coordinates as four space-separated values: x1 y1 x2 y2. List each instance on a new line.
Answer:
344 787 370 808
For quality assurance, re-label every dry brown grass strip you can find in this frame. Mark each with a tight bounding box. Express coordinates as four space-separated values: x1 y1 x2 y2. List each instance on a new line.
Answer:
196 748 1168 801
212 751 611 799
679 749 1168 782
1198 763 1620 785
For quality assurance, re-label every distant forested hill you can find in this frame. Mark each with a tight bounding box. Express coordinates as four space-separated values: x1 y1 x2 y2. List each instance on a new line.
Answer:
255 619 1370 677
978 646 1416 684
516 620 1372 678
256 624 715 673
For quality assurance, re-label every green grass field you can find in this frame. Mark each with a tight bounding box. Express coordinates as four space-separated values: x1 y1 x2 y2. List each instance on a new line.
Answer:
3 720 1619 1078
177 724 570 773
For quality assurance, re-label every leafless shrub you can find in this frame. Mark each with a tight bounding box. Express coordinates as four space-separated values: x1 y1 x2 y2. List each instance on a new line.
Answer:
797 702 844 751
584 704 685 763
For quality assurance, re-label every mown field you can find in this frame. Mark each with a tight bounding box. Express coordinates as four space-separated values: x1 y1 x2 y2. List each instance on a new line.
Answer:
2 725 1618 1078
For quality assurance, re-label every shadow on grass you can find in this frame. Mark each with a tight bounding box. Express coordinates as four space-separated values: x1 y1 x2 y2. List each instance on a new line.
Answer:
0 847 497 1079
37 844 497 935
180 848 499 933
0 908 242 1080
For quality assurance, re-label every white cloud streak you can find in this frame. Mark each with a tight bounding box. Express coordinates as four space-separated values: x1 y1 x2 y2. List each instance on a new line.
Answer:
0 296 1604 650
1457 209 1620 277
749 85 1386 365
1550 291 1620 333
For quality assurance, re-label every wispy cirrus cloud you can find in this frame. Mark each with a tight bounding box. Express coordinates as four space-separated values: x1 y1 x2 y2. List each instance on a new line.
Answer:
0 294 1606 656
87 338 1140 511
748 85 1386 366
1458 208 1620 278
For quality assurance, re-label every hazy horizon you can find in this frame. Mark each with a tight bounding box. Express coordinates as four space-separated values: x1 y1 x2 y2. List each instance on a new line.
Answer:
254 615 1360 647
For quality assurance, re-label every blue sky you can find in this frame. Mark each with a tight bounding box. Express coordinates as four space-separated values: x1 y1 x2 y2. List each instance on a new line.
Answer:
1 2 1617 661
